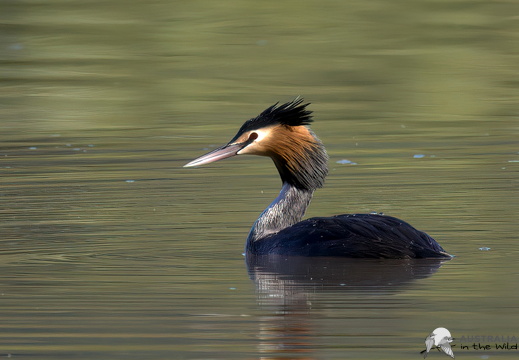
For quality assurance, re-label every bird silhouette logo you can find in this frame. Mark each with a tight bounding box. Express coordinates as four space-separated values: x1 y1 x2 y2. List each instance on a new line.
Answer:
420 327 455 358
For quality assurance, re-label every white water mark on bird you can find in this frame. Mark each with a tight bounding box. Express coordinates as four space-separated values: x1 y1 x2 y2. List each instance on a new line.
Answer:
420 327 455 358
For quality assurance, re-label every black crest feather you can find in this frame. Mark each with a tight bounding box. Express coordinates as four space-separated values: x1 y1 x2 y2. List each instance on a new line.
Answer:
259 97 313 127
235 98 312 137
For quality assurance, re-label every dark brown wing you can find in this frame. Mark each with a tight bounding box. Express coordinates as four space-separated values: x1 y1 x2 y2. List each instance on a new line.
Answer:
248 213 451 258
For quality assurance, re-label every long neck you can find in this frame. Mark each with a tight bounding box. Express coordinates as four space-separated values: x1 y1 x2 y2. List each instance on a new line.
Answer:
246 182 314 243
245 125 329 246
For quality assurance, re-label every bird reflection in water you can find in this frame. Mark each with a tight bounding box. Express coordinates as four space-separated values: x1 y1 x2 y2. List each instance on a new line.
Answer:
247 255 447 359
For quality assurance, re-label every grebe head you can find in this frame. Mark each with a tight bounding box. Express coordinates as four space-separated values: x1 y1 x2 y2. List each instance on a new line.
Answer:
184 98 328 190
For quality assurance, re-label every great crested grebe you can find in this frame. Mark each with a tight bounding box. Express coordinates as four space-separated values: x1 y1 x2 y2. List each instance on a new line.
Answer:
184 98 451 258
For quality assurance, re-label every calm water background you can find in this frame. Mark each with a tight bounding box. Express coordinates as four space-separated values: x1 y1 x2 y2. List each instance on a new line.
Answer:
1 1 518 359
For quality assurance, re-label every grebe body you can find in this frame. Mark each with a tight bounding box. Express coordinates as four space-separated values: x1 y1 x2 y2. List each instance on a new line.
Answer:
184 99 450 259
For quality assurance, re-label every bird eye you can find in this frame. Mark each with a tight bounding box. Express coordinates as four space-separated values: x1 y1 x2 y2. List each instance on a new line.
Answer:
248 132 258 141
